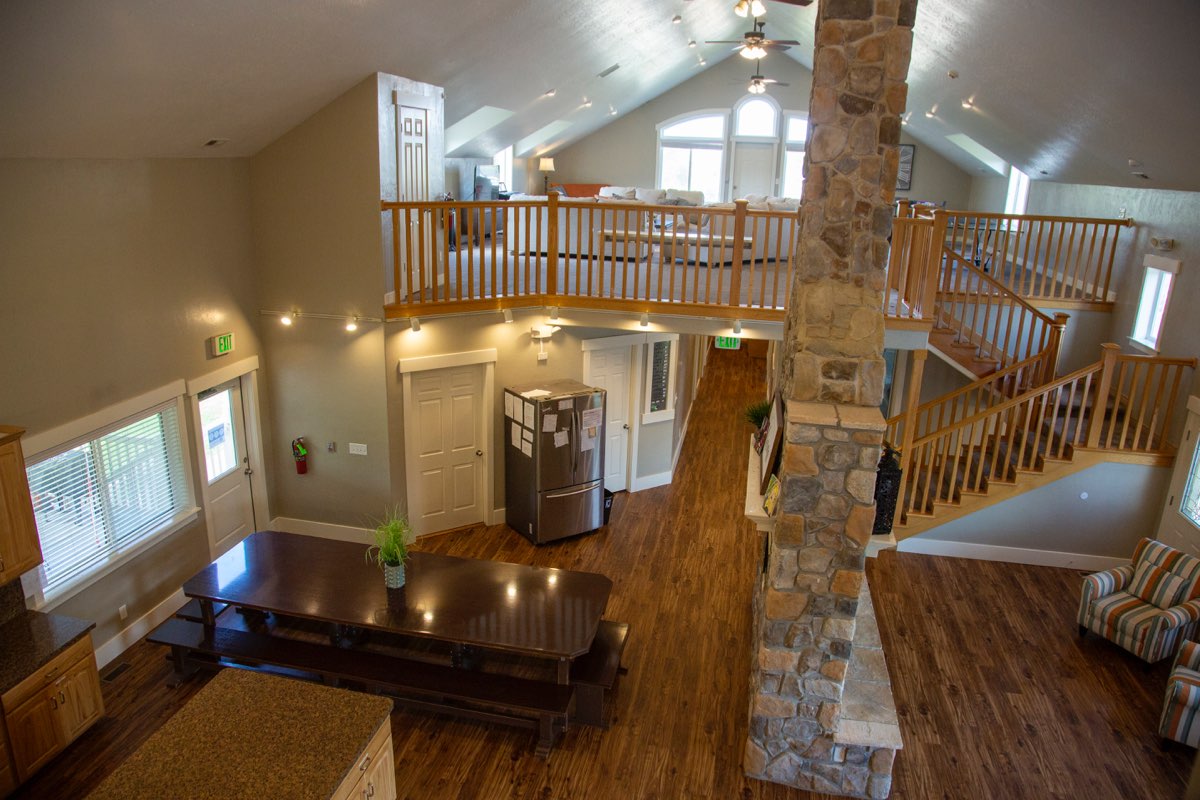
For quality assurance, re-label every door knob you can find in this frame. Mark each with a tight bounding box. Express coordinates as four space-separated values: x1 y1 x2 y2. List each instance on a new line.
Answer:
622 424 630 430
476 449 483 456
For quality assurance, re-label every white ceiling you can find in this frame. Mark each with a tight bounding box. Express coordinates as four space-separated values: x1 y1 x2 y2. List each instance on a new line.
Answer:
1 0 1197 192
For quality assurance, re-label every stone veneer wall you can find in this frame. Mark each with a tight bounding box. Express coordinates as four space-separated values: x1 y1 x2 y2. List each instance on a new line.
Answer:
746 0 916 797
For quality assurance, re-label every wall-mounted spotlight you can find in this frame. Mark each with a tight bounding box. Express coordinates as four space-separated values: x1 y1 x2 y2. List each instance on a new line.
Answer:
639 312 650 328
549 306 559 321
733 319 743 334
280 311 297 326
502 309 514 323
410 317 421 332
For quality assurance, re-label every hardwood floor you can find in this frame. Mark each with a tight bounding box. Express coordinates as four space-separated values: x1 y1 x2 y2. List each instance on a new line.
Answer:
12 347 1195 799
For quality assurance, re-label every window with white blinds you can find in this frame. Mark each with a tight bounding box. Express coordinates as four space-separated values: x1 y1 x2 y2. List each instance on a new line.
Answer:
643 334 679 424
26 401 191 600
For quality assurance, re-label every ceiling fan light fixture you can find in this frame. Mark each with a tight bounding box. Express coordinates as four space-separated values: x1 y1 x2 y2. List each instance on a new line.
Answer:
672 14 682 24
741 43 767 60
748 80 766 94
733 0 751 17
749 0 767 16
688 40 697 48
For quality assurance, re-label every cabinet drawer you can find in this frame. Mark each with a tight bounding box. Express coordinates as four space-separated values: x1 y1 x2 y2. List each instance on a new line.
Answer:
331 718 393 800
1 634 94 713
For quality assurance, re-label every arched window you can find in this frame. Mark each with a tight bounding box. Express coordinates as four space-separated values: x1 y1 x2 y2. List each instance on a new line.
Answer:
657 111 727 203
734 97 778 138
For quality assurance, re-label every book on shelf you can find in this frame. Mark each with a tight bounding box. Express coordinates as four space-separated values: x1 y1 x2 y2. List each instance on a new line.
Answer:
762 474 780 517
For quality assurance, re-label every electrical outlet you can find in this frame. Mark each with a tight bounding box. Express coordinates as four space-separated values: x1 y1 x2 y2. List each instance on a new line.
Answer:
118 604 128 621
327 441 337 453
349 442 368 456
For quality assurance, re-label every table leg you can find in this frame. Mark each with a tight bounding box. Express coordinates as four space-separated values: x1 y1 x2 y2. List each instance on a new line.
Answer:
200 599 215 632
557 658 569 685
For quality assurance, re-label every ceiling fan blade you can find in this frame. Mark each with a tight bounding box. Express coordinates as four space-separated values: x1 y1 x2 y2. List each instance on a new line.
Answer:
768 0 815 6
765 39 801 46
763 43 792 51
763 80 790 86
706 40 747 44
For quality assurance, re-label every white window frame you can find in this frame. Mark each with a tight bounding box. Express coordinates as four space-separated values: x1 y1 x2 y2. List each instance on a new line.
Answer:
642 333 679 425
21 381 200 610
493 145 513 193
656 110 729 201
733 95 781 141
1004 167 1030 216
1130 254 1180 354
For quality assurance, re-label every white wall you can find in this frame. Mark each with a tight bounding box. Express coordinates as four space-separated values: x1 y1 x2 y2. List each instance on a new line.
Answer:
895 130 971 208
0 158 260 643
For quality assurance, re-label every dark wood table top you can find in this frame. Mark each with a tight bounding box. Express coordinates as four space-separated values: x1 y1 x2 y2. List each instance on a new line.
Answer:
183 531 612 659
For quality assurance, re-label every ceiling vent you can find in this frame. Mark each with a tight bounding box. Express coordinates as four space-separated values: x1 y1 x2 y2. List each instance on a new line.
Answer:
598 64 620 78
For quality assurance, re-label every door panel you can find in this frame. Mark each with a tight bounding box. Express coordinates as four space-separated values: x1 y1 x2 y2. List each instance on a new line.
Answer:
586 349 630 491
411 366 485 534
199 380 255 556
731 141 777 198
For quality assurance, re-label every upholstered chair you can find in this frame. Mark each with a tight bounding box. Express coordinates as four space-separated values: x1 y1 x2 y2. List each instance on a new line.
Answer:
1078 538 1200 663
1160 640 1200 747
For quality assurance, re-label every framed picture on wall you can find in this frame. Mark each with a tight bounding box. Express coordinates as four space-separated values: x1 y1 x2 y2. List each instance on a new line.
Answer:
897 144 915 191
759 393 785 495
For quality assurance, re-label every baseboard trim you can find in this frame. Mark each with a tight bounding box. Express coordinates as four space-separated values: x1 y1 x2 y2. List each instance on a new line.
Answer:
94 588 187 669
896 537 1127 571
268 516 372 544
487 507 506 526
631 470 673 492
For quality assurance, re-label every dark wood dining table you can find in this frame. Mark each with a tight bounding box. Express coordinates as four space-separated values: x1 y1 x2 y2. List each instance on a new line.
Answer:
182 530 613 683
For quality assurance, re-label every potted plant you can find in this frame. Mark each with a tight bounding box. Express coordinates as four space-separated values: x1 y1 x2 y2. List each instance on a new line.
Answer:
366 506 412 589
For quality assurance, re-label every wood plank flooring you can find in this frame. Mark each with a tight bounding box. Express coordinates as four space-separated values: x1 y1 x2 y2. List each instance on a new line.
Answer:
11 347 1195 799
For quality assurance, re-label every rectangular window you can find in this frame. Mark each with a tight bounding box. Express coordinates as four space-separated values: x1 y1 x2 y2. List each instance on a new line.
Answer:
26 401 193 602
492 145 513 193
660 146 723 204
781 149 806 199
643 334 679 424
1180 437 1200 530
1131 256 1179 352
1004 167 1030 215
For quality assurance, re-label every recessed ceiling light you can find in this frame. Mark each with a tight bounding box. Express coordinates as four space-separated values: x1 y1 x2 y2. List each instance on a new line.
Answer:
688 40 697 48
544 89 557 97
961 98 974 109
672 14 682 23
698 58 707 66
609 106 618 116
947 70 959 79
581 98 592 108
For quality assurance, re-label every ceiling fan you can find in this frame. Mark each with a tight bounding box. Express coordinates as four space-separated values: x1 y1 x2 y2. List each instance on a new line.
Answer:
707 19 801 60
732 0 814 15
747 62 789 94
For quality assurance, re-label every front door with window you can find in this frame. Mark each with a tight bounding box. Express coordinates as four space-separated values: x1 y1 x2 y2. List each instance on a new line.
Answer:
199 379 255 555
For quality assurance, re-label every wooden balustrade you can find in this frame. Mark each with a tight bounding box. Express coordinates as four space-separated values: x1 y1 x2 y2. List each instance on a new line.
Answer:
937 250 1063 371
892 343 1195 524
888 214 945 322
943 211 1132 306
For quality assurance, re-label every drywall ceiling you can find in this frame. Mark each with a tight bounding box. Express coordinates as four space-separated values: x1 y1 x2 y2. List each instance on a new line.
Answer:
1 0 1197 192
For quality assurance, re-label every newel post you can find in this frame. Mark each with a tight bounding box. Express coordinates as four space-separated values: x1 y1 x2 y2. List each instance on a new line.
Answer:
926 209 950 321
1044 313 1070 384
546 192 560 299
1086 343 1122 449
729 198 748 305
896 200 910 219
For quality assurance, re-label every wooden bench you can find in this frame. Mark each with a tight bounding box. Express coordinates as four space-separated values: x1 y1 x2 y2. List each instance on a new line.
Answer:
174 599 229 623
147 618 573 757
569 620 629 728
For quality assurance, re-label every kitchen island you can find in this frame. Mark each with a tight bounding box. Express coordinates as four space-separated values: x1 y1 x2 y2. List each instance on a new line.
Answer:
88 668 394 800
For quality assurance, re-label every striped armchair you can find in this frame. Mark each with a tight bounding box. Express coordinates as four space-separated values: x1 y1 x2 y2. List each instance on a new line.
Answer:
1078 538 1200 663
1160 640 1200 746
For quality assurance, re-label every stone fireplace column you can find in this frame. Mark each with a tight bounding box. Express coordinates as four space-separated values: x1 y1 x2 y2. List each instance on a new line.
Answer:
745 1 916 797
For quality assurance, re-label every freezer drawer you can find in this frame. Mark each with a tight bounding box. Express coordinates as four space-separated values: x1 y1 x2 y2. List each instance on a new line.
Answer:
535 480 604 543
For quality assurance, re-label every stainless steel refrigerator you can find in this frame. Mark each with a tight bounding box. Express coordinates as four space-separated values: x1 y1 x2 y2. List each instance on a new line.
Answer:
504 379 606 545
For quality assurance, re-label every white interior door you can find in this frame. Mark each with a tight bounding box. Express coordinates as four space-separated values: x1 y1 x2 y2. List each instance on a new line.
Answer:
410 365 485 535
586 347 631 491
731 141 777 198
1158 397 1200 556
198 379 256 555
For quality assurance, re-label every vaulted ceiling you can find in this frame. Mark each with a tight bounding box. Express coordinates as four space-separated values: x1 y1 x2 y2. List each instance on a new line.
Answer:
1 0 1197 191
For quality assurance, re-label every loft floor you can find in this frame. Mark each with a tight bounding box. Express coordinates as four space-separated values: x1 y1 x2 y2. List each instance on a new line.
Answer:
12 349 1192 799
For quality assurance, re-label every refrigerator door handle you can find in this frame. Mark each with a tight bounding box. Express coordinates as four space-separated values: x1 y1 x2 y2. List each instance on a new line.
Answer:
571 407 579 480
544 481 601 499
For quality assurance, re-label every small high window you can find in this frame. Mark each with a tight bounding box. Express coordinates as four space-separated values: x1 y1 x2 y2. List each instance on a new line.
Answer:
735 98 777 138
1131 256 1179 352
661 114 725 140
1004 167 1030 215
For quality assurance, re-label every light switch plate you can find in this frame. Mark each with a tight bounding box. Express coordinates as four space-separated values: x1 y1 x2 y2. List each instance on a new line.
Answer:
349 442 368 456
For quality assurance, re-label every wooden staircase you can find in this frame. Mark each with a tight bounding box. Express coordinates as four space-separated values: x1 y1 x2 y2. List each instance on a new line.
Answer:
883 208 1192 539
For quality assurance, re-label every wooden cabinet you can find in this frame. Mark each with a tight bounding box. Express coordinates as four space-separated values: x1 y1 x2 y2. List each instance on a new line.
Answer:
0 427 43 585
0 719 17 797
1 634 103 784
333 718 396 800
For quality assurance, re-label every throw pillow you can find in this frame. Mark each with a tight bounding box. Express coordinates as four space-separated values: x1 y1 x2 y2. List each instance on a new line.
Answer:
1130 561 1188 609
598 186 636 200
635 187 666 205
665 188 705 206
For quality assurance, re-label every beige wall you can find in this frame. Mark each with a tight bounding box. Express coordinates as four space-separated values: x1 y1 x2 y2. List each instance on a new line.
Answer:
0 157 260 644
250 74 391 527
895 130 972 208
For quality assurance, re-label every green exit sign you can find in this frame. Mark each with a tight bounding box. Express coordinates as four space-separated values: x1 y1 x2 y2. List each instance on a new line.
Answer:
210 332 235 357
715 335 741 350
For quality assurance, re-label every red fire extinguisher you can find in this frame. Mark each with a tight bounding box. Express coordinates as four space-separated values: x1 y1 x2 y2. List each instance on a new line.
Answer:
292 438 308 474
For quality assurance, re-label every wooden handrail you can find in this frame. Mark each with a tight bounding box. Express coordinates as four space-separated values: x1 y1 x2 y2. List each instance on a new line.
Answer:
942 250 1056 327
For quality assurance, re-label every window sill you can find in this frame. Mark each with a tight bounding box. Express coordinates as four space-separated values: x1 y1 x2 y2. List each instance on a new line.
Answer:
31 506 201 613
1128 336 1159 355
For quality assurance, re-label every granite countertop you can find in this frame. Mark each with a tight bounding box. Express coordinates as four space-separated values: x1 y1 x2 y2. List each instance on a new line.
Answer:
0 610 95 696
89 669 394 800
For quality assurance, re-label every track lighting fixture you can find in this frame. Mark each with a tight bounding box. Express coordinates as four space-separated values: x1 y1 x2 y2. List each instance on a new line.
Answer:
410 317 421 332
733 319 743 334
639 312 650 328
503 309 513 323
280 311 296 326
345 317 358 332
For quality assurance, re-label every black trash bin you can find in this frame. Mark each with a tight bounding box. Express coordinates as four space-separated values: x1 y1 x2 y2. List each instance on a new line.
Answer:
603 489 614 525
872 446 902 535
